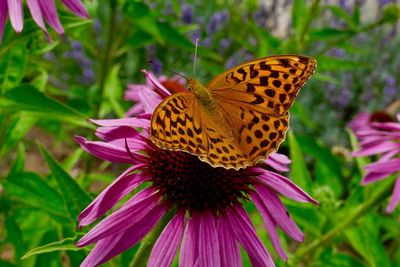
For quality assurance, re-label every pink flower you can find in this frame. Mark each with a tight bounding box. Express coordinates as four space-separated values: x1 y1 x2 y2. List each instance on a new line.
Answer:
75 72 318 266
0 0 89 43
349 112 400 213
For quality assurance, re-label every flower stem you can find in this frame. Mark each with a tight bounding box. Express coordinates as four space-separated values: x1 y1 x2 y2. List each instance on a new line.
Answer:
290 180 394 264
130 210 174 267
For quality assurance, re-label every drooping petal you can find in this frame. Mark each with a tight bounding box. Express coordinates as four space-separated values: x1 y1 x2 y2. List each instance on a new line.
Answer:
254 184 304 242
137 85 164 113
38 0 64 34
265 152 290 172
218 214 242 267
26 0 49 37
78 164 149 227
226 206 275 267
199 211 220 267
90 117 150 129
0 0 8 42
255 168 318 204
75 135 146 164
61 0 89 18
251 191 288 260
95 125 141 142
77 188 162 246
180 211 200 267
352 140 398 157
97 202 169 265
386 176 400 213
7 0 23 32
142 70 171 98
371 121 400 131
148 211 186 267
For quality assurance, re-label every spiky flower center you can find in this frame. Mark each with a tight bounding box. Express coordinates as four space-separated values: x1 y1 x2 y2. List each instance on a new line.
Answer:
148 144 254 213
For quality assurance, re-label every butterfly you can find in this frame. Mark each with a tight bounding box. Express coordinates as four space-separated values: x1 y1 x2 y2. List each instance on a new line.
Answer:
150 55 317 170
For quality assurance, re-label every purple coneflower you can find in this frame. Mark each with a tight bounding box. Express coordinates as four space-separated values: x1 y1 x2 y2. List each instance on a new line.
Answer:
76 71 318 266
349 112 400 213
0 0 88 43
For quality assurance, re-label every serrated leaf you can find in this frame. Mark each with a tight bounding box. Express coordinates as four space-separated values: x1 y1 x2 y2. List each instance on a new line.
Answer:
0 43 26 93
0 85 91 128
22 235 84 260
288 131 312 191
39 145 91 221
3 172 67 218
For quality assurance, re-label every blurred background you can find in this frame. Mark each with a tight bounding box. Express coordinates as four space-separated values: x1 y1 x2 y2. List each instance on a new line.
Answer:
0 0 399 266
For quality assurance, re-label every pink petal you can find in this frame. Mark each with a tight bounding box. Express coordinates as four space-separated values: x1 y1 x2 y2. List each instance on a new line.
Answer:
90 117 150 129
77 189 162 246
0 0 8 42
78 165 149 227
226 206 275 267
142 70 171 98
371 121 400 131
199 211 220 267
255 184 304 242
137 86 164 113
95 125 142 142
61 0 89 18
126 103 145 117
75 135 146 164
148 211 186 267
26 0 49 37
251 191 288 260
386 176 400 213
7 0 23 32
362 170 395 184
180 211 200 267
255 168 318 204
218 214 242 267
265 153 290 172
364 158 400 172
38 0 64 34
352 141 399 157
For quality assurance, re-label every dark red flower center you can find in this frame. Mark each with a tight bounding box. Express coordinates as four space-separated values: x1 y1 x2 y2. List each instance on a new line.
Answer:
148 143 254 213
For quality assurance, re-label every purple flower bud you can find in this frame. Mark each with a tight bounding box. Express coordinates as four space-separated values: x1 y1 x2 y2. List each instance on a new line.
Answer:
181 4 193 24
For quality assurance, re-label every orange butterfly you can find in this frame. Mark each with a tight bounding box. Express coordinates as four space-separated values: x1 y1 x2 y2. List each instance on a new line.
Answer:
150 55 317 170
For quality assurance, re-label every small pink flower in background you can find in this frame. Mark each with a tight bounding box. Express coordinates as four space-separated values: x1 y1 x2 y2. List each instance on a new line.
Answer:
75 71 318 266
349 112 400 213
0 0 89 43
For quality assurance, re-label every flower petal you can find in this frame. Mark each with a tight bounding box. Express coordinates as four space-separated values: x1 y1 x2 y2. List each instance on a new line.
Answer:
7 0 23 32
78 164 149 227
26 0 49 37
352 141 399 157
0 0 8 42
75 135 142 163
38 0 64 34
61 0 89 18
180 211 200 267
265 152 290 172
199 211 220 267
218 214 242 267
77 188 162 246
251 191 288 260
95 125 142 142
255 169 318 204
148 211 186 267
142 70 171 98
254 184 303 242
226 205 275 267
90 117 150 129
386 176 400 213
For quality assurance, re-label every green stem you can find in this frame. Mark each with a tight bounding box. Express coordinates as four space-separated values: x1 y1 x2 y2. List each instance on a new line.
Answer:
96 0 117 117
130 211 175 267
299 0 321 49
290 180 394 265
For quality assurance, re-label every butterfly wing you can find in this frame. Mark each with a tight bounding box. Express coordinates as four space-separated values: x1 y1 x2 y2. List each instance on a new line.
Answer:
150 92 251 169
208 55 316 164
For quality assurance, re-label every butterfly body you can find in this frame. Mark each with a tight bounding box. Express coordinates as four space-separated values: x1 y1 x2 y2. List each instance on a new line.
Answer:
150 55 317 170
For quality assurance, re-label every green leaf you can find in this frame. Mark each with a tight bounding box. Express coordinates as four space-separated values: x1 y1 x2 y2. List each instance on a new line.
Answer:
292 0 309 41
62 148 84 171
325 5 358 30
0 43 26 93
0 112 37 157
39 145 91 221
158 22 194 50
316 56 368 71
99 64 124 118
22 235 84 260
347 128 368 175
5 216 25 262
310 28 354 40
288 131 312 191
7 143 25 176
0 85 91 128
3 172 67 218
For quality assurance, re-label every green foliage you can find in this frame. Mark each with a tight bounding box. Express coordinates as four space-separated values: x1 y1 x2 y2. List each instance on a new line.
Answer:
0 0 399 266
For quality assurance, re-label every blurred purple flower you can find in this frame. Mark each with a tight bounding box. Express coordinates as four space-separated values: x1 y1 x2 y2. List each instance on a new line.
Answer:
63 39 94 85
349 112 400 212
253 4 269 27
0 0 89 43
383 75 397 104
76 71 318 266
207 11 229 35
181 4 193 24
327 48 345 58
225 49 253 69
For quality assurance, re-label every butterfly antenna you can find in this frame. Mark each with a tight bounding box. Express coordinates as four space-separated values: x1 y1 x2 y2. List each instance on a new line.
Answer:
148 59 188 80
193 38 199 74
